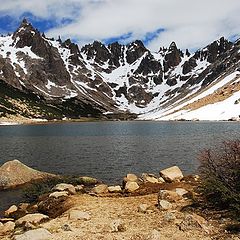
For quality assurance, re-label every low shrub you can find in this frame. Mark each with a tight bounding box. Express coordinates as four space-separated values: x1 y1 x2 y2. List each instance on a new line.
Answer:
198 140 240 216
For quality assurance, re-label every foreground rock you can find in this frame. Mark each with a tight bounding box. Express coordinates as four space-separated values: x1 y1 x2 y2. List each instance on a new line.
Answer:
15 213 49 226
0 160 56 189
125 181 140 192
159 166 184 182
53 183 76 195
14 228 52 240
68 210 91 221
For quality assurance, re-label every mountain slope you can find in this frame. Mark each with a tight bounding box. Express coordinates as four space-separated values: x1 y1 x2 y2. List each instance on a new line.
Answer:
0 19 239 121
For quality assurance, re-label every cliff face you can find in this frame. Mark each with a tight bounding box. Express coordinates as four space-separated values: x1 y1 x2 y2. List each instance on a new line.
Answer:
0 19 239 120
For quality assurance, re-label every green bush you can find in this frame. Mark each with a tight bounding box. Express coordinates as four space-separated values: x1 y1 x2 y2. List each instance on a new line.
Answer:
198 140 240 215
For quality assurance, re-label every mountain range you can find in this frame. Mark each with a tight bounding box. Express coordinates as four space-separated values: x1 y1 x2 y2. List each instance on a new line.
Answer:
0 19 239 121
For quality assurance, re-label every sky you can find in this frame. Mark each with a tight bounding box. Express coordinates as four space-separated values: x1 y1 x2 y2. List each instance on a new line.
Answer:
0 0 239 52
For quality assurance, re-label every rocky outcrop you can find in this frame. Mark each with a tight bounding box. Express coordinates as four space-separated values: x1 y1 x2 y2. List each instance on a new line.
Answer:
0 160 56 189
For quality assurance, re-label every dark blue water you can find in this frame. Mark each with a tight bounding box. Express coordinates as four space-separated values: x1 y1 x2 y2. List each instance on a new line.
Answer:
0 121 239 213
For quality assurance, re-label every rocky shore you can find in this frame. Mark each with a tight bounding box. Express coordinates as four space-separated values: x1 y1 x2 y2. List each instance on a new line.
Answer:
0 160 239 240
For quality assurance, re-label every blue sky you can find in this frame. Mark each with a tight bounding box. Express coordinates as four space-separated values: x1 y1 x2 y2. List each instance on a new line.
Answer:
0 0 239 51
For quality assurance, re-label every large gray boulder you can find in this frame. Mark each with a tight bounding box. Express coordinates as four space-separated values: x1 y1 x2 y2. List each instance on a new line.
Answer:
0 160 56 189
159 166 183 182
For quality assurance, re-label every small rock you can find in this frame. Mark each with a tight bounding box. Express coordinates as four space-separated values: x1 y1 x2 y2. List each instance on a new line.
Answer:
111 219 126 232
124 173 138 182
164 212 176 222
53 183 76 195
108 185 122 193
49 191 69 198
61 224 72 231
158 177 165 183
175 188 188 196
125 181 139 192
158 200 172 210
18 203 30 212
142 173 159 183
147 229 161 240
179 213 208 232
78 176 98 185
14 228 52 240
16 213 49 226
0 222 3 227
68 210 91 221
158 190 182 203
92 184 108 194
0 221 15 234
4 205 18 217
138 204 151 213
0 218 15 223
159 166 184 182
75 185 84 192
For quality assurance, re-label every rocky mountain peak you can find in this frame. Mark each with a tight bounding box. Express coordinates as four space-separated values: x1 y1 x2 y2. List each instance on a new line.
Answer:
163 41 183 72
12 18 39 48
126 40 148 64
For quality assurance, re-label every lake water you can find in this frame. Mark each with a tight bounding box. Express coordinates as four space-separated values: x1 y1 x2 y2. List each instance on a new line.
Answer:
0 121 239 213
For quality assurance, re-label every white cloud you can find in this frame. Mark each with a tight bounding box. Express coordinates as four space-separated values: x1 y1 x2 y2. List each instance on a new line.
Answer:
0 0 240 51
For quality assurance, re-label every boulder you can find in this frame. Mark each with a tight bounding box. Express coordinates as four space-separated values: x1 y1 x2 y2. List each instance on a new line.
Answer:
53 183 76 195
68 210 91 221
158 190 182 203
91 184 108 194
4 205 18 217
125 181 139 192
16 213 49 226
124 173 138 182
49 191 69 198
0 160 55 189
159 166 183 182
158 200 172 210
142 173 159 183
108 185 122 193
14 228 52 240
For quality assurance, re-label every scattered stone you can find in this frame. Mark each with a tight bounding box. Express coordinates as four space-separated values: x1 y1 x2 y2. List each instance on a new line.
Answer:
49 191 69 198
75 185 84 192
179 213 209 232
18 203 30 212
175 188 188 196
158 177 165 183
61 224 72 231
142 173 159 183
108 185 122 193
158 200 172 210
125 181 139 192
0 160 55 189
4 205 18 217
159 166 184 182
92 184 108 194
0 222 3 227
164 212 176 222
16 213 49 226
158 190 182 203
53 183 76 195
68 210 91 221
14 228 52 240
0 221 15 234
78 176 98 185
138 204 150 213
193 175 200 181
146 229 161 240
111 219 126 232
124 173 138 182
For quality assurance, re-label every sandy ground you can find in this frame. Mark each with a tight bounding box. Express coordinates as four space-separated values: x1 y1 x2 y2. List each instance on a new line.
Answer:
36 193 213 240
